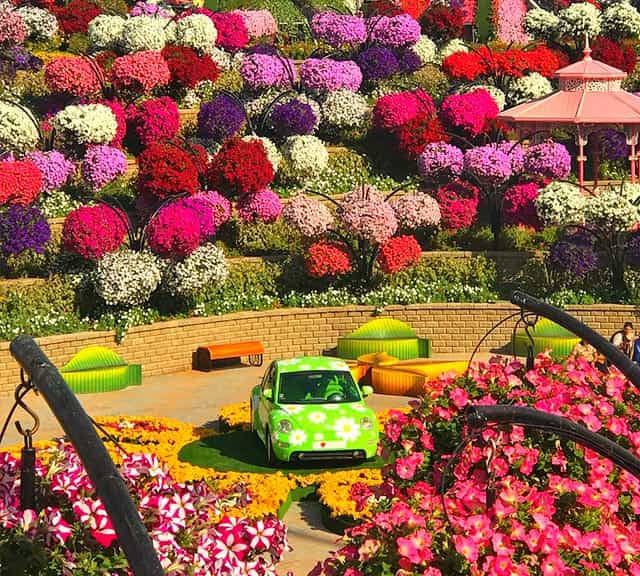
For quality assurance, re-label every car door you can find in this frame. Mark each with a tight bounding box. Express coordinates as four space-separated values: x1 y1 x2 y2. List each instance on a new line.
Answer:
256 364 275 442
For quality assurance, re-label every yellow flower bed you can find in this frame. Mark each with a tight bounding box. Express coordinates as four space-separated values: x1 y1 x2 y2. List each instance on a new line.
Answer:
315 469 382 519
219 402 251 431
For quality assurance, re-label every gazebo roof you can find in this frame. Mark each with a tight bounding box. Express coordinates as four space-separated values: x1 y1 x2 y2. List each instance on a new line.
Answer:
497 42 640 127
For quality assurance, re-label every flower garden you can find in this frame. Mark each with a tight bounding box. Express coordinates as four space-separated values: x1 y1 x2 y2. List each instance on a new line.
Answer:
4 0 640 572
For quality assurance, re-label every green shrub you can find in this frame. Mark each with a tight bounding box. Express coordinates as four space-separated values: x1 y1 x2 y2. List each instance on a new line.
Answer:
66 33 89 55
370 65 450 102
94 0 128 14
501 225 559 251
278 40 320 60
211 70 244 95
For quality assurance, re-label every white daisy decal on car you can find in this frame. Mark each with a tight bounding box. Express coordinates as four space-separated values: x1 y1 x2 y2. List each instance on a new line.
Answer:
308 411 326 424
333 417 361 442
328 361 349 370
289 429 307 446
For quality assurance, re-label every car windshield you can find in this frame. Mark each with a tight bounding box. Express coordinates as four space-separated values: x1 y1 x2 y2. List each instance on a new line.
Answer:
277 370 362 404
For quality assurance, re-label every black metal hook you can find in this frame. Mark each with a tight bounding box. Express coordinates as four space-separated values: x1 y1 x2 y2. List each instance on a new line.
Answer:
14 370 39 440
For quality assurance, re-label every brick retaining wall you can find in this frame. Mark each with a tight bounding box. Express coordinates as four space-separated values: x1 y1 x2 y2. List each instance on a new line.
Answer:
0 302 637 396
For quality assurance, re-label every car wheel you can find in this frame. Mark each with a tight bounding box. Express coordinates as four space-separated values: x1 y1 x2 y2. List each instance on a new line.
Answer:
266 428 278 466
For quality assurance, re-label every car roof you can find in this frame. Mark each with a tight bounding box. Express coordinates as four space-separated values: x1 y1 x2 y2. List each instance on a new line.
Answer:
274 356 351 374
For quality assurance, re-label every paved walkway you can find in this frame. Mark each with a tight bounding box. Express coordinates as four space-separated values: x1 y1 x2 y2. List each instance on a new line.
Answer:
0 353 493 574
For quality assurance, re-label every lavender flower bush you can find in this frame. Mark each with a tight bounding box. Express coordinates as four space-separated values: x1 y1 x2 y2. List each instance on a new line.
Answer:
81 145 127 191
198 94 246 141
310 12 367 47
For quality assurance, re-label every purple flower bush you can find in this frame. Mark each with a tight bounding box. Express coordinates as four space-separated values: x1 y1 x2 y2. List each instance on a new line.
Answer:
339 185 397 244
601 129 628 162
0 204 50 256
398 48 422 73
129 1 173 17
548 238 599 279
524 141 572 180
356 46 400 81
270 99 317 137
464 145 513 184
236 188 282 223
198 94 246 141
367 14 421 47
81 145 127 191
310 12 367 47
417 143 464 182
491 140 525 174
26 150 76 192
299 58 362 93
241 53 296 91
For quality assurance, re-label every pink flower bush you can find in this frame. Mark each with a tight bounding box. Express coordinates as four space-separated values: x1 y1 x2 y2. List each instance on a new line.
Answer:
210 12 249 50
173 196 218 239
26 150 76 192
0 9 27 44
503 181 542 229
391 192 441 229
241 53 296 91
494 0 529 44
282 193 334 237
45 57 102 97
524 141 572 180
126 96 180 150
0 441 289 574
299 58 363 93
435 179 480 230
111 51 171 94
233 9 278 38
339 185 397 244
193 190 232 229
236 189 282 223
146 203 201 258
440 89 499 137
313 353 640 575
373 90 435 129
464 145 513 184
62 204 127 260
101 100 127 148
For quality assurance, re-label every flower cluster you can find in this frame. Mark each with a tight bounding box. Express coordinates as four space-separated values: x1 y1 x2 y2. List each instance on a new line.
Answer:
242 135 281 173
210 12 249 50
299 58 363 93
175 14 218 53
111 50 171 94
127 96 180 151
241 53 296 91
137 142 200 199
147 203 201 258
524 141 572 180
282 135 329 182
339 185 398 244
270 99 317 137
494 0 529 44
121 15 167 53
62 204 127 260
592 36 637 74
411 35 438 65
52 103 118 147
0 159 43 205
464 145 512 184
305 241 352 277
440 89 499 138
392 192 441 229
503 181 541 229
548 236 599 278
523 7 561 39
417 142 464 181
194 190 232 229
54 0 100 35
130 2 173 17
163 243 228 297
101 100 127 147
0 101 40 154
420 4 465 43
173 196 218 239
377 234 422 273
506 72 553 105
311 12 367 47
87 14 125 52
162 45 220 89
233 9 278 39
601 0 640 39
282 193 334 237
16 6 58 41
236 188 282 223
357 46 400 82
435 179 480 230
0 204 50 257
0 7 28 44
26 150 76 193
585 186 640 231
81 145 127 191
198 93 246 141
559 1 601 38
95 250 161 307
206 137 274 196
367 14 421 47
535 181 587 226
372 90 434 129
321 89 370 131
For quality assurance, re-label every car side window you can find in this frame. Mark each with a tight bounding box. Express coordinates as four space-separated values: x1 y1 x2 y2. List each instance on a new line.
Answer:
262 364 275 393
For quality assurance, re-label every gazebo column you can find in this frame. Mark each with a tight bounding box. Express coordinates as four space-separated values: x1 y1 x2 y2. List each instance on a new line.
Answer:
626 129 639 183
577 130 588 189
592 131 600 189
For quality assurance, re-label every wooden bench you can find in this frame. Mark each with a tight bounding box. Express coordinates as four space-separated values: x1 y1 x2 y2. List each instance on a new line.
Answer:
196 340 264 371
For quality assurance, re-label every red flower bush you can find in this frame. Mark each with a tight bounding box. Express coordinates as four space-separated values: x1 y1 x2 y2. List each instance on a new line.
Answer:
111 51 171 95
421 4 465 44
442 51 487 81
394 114 448 160
54 0 101 34
523 45 566 78
161 45 220 89
62 205 127 260
367 0 430 18
305 241 352 278
206 137 274 197
503 181 542 229
435 179 480 230
45 57 102 97
146 203 201 258
377 234 422 273
126 97 180 151
592 37 637 75
210 12 250 50
0 160 43 205
137 142 200 200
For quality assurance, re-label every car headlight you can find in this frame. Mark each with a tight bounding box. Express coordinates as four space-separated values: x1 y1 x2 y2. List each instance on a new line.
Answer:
277 419 293 433
361 416 374 430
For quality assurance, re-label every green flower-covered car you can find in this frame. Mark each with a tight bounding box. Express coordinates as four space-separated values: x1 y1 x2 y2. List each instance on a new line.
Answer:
250 356 379 464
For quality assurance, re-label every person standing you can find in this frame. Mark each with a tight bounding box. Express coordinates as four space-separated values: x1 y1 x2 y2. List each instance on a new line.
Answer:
612 322 635 358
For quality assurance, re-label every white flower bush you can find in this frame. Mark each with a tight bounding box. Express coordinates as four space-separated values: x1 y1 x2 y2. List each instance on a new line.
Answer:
244 89 280 119
584 187 640 230
36 189 81 219
242 135 281 172
282 135 329 182
559 2 601 39
412 35 438 65
175 15 217 53
321 89 370 130
52 104 118 146
88 15 125 52
16 6 58 41
162 244 228 297
535 181 587 226
523 8 561 39
507 72 553 105
437 39 468 63
601 1 640 38
210 46 232 69
121 16 167 53
95 250 162 307
0 101 39 154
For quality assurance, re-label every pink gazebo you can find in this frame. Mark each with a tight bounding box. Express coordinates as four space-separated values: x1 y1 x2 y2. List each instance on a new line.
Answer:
498 40 640 187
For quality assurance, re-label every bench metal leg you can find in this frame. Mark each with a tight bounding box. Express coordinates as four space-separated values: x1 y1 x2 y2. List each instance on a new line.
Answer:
248 354 263 367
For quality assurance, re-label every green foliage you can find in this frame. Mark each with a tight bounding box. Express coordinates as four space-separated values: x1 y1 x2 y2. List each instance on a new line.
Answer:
501 225 559 251
211 69 244 95
207 0 309 37
94 0 129 14
278 39 320 59
371 65 450 102
66 33 89 55
217 218 303 256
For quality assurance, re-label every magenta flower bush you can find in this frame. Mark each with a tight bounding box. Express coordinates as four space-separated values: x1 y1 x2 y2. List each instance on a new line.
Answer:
236 188 282 223
26 150 76 192
193 190 232 229
126 97 180 150
524 141 572 180
241 53 296 91
372 90 435 130
62 204 128 260
391 192 442 229
174 196 218 239
311 12 367 47
417 143 464 182
299 59 363 93
339 185 397 244
282 193 334 237
503 181 542 229
146 203 201 258
81 145 127 191
440 89 499 137
0 443 289 574
366 14 421 47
